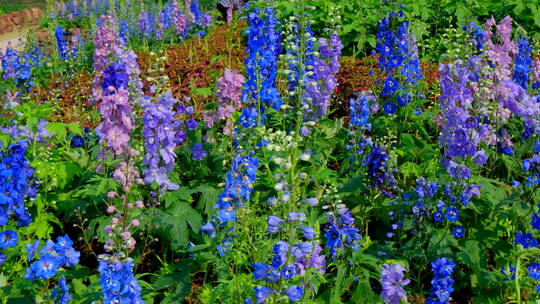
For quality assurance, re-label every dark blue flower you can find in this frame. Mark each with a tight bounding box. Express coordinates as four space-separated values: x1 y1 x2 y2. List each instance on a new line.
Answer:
186 118 198 130
50 277 71 304
452 226 464 238
528 263 540 281
281 264 296 280
0 230 18 249
433 211 444 223
445 206 459 222
515 231 538 249
513 36 532 89
70 135 85 148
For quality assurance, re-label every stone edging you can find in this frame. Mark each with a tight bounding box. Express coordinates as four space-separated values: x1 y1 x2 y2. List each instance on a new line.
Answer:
0 8 42 35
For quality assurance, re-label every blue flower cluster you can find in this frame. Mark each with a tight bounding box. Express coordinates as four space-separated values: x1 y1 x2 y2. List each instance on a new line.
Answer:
248 237 325 303
0 44 42 89
375 10 423 114
363 144 397 197
463 21 485 52
55 26 71 60
427 257 455 304
347 91 374 162
0 140 36 262
527 263 540 294
324 206 361 258
513 36 533 90
98 256 145 304
515 231 538 248
242 6 282 120
24 235 80 280
141 92 181 194
51 277 71 304
102 62 130 92
387 178 479 240
201 155 259 254
522 154 540 188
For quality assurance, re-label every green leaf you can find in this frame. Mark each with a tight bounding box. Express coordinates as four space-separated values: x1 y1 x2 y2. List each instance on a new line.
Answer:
192 87 213 97
46 122 68 139
194 185 220 215
156 203 202 250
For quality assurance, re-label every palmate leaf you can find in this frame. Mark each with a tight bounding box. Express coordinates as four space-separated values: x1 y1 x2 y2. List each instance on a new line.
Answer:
156 202 202 251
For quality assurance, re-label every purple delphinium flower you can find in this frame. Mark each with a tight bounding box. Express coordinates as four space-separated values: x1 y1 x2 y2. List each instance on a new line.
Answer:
189 143 207 160
142 92 181 194
380 263 410 304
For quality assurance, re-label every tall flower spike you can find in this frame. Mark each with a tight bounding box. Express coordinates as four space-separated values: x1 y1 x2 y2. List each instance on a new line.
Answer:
513 36 533 90
375 10 423 114
427 258 455 304
142 92 181 195
242 6 282 124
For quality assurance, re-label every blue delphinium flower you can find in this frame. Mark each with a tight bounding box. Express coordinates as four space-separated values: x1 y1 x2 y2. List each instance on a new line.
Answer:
50 277 71 304
515 231 538 249
24 235 80 280
513 36 532 90
433 211 444 223
0 140 35 241
523 154 540 188
202 155 259 255
380 263 410 304
463 21 485 52
445 206 459 222
55 26 69 60
427 257 455 304
26 239 40 262
347 91 374 162
375 10 423 114
251 240 325 301
324 207 361 258
532 213 540 230
1 44 42 89
254 286 275 303
300 31 343 120
528 263 540 281
242 7 282 120
363 144 397 197
452 225 465 238
98 256 145 304
286 286 303 302
0 231 18 249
